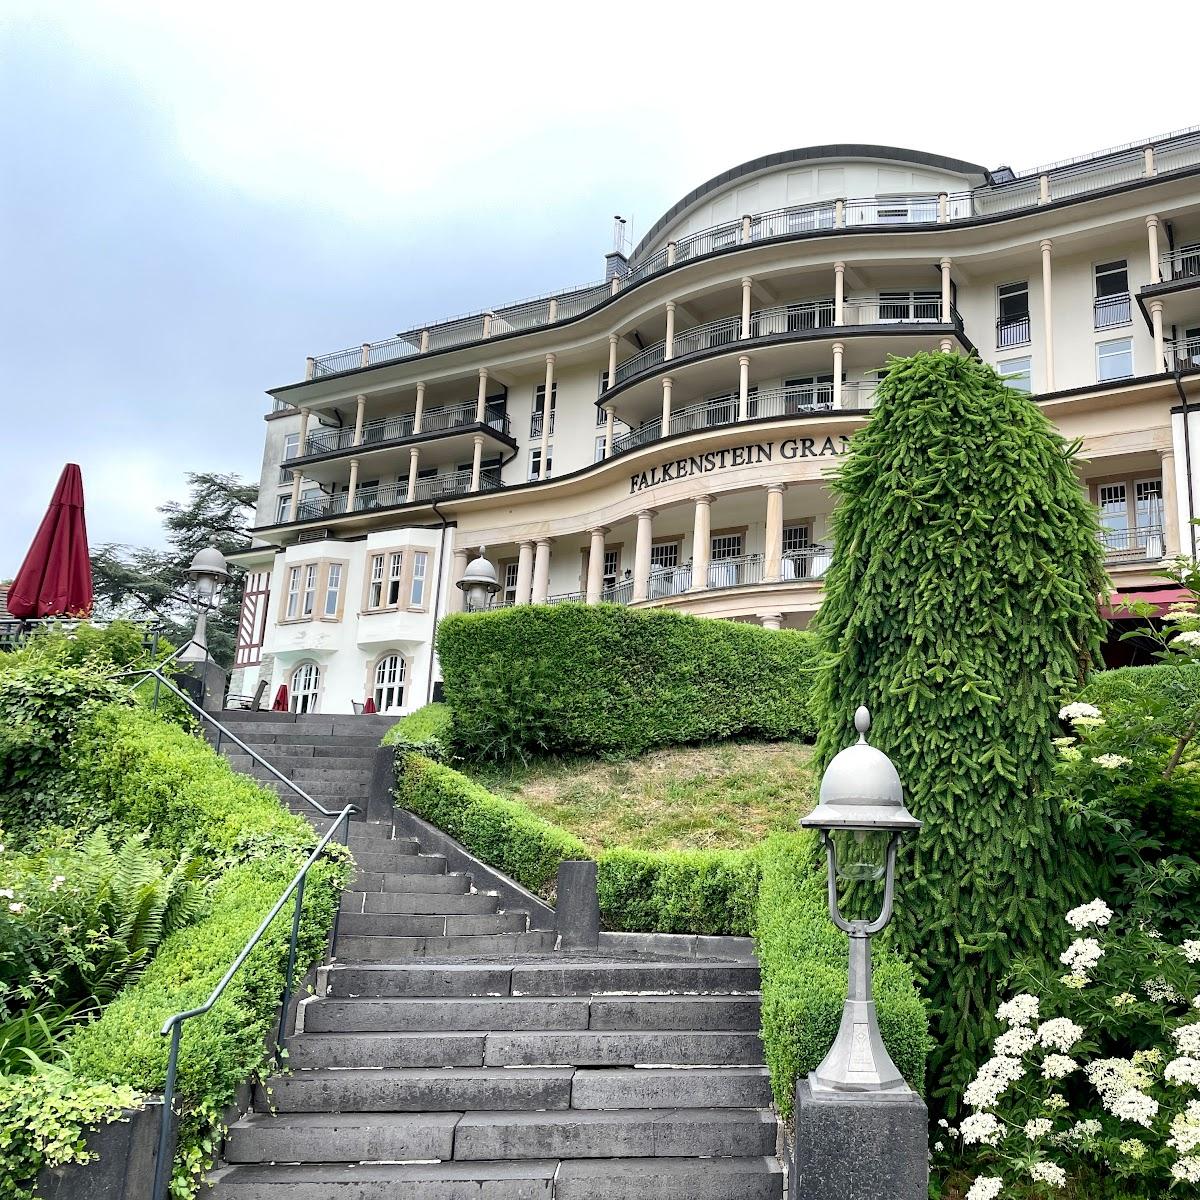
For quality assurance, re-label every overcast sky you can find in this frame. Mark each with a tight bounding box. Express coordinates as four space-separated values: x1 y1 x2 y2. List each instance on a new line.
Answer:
1 1 1194 572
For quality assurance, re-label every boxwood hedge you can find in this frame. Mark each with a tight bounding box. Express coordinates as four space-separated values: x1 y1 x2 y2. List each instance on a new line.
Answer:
1080 663 1200 737
437 605 821 762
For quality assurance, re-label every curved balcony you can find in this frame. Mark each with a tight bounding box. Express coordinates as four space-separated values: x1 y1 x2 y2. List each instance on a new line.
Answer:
292 468 502 524
301 128 1200 383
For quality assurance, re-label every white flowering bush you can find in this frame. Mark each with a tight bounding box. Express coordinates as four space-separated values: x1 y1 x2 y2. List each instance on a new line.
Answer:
949 900 1200 1196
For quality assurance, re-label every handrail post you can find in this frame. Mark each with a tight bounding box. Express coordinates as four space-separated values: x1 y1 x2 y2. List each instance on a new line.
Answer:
277 876 307 1057
153 1022 182 1200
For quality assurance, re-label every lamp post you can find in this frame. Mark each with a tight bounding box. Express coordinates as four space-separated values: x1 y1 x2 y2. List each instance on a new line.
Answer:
456 547 501 612
801 704 921 1092
178 546 230 666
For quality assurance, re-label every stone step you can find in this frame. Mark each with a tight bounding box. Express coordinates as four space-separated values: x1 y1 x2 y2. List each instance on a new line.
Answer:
261 778 367 798
285 1029 764 1069
223 1111 459 1164
555 1156 783 1200
336 931 556 961
507 961 761 997
483 1030 765 1067
336 912 528 940
217 716 394 737
252 765 373 786
304 997 591 1033
239 732 383 748
570 1066 771 1109
340 890 499 916
589 995 760 1031
207 1157 782 1200
452 1107 777 1160
225 750 373 772
258 1067 574 1112
350 870 472 895
327 963 517 998
347 834 419 857
351 850 446 875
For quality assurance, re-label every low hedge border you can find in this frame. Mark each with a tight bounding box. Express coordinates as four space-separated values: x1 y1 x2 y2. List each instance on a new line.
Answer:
393 751 930 1104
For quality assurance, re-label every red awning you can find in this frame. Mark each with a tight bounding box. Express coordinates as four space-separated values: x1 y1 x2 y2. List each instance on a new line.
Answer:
1099 588 1191 619
7 464 93 620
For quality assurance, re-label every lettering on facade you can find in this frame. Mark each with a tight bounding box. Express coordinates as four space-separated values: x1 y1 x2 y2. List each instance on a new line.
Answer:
628 436 850 495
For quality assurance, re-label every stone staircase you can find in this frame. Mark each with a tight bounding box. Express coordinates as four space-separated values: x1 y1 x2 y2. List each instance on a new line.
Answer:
207 711 783 1199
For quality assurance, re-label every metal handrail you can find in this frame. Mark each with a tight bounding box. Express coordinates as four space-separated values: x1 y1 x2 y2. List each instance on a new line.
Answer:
1161 246 1200 281
116 663 357 1198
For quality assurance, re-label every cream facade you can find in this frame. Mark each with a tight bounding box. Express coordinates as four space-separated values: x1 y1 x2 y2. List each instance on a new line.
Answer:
231 132 1200 714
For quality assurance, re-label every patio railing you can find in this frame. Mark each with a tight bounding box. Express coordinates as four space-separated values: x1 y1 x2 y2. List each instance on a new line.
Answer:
1100 526 1164 561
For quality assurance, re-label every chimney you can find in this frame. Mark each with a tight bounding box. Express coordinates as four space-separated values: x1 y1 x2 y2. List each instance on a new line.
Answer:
605 215 629 280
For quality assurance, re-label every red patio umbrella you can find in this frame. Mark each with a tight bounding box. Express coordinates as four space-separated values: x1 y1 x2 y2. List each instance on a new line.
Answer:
271 684 290 712
7 464 93 620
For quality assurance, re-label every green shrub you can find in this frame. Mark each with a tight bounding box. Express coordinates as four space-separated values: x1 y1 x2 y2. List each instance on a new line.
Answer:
437 606 821 762
811 352 1105 1111
397 753 758 934
1080 663 1200 739
754 833 929 1117
381 702 453 760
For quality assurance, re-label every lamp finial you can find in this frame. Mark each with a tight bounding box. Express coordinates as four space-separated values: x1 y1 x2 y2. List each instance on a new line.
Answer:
854 705 871 742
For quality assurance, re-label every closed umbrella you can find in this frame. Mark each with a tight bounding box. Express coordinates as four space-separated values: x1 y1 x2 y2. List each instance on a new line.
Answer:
8 464 93 619
272 685 290 712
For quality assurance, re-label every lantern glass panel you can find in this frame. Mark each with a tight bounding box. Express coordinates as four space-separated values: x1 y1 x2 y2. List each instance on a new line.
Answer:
830 827 890 882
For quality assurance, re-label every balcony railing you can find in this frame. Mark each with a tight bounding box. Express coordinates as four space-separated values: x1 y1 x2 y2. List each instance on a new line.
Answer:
303 128 1200 381
1160 246 1200 282
601 578 635 605
546 589 585 605
290 468 502 522
302 403 511 458
707 554 764 589
1100 526 1164 562
1165 338 1200 372
1094 293 1132 330
782 545 834 580
997 314 1031 348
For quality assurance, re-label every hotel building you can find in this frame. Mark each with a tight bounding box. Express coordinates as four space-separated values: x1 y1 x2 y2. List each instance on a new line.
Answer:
229 130 1200 715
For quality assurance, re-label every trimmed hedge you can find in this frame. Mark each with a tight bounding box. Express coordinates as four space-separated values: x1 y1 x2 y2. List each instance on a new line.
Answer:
437 605 821 761
1080 663 1200 737
396 753 760 935
755 833 930 1116
381 702 453 761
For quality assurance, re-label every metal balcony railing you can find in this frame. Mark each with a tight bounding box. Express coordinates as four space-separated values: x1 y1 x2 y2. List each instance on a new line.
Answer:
610 420 664 455
302 403 511 458
291 468 502 522
1100 526 1164 561
997 315 1031 348
1160 246 1200 282
1165 338 1200 372
782 545 834 580
601 578 635 605
546 589 585 605
1094 293 1132 330
707 553 764 589
303 127 1200 381
648 563 692 598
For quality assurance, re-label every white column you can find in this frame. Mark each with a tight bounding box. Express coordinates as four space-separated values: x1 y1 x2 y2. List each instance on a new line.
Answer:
539 354 555 478
1144 145 1156 177
515 540 536 605
1162 449 1180 556
691 495 712 592
738 356 751 422
666 241 677 266
414 382 426 434
833 261 845 326
346 459 359 511
940 258 952 322
740 277 753 339
406 447 420 501
1147 215 1162 284
1038 174 1050 204
604 404 616 458
661 377 673 435
939 339 955 353
761 613 782 631
305 356 315 381
633 509 655 603
586 527 608 604
419 330 430 353
741 213 752 242
607 334 618 390
475 368 488 422
1150 300 1165 371
664 302 676 360
353 395 366 445
482 313 493 338
937 192 948 223
451 548 469 612
834 198 845 228
531 539 552 604
831 342 844 409
360 343 370 368
764 484 785 583
289 409 311 514
470 434 484 492
1040 239 1055 392
548 298 558 322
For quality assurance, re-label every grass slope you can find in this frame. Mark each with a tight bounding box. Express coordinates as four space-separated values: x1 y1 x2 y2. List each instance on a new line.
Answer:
471 740 816 853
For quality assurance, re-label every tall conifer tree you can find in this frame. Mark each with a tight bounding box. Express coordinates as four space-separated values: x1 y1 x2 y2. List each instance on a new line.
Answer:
812 351 1106 1106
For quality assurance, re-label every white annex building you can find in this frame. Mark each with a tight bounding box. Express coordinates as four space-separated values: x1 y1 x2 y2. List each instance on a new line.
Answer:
229 130 1200 716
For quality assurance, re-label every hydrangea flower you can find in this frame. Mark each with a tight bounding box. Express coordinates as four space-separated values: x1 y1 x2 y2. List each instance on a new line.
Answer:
995 1026 1037 1057
1036 1019 1085 1053
1107 1089 1159 1127
1172 1157 1200 1184
996 994 1039 1027
1173 630 1200 649
1059 702 1101 721
1030 1162 1066 1188
964 1177 1003 1200
1060 938 1103 975
965 1056 1026 1110
1174 1024 1200 1058
1041 1055 1077 1080
1182 940 1200 964
1065 899 1113 930
961 1113 1003 1146
1087 1058 1152 1100
1091 754 1130 769
1168 1103 1200 1155
1024 1118 1052 1139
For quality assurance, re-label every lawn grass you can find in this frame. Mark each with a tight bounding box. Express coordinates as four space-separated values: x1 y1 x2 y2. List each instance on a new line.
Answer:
469 740 817 854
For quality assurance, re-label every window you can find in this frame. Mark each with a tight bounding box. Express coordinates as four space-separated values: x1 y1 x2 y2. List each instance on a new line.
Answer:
373 654 406 713
602 549 620 586
1097 337 1134 381
1094 260 1131 329
531 383 557 436
997 282 1031 347
290 662 321 714
368 554 385 608
529 446 552 481
782 523 813 579
279 433 301 483
711 533 743 561
386 552 404 606
301 564 318 616
598 372 610 399
1095 477 1165 559
1135 478 1163 534
876 196 937 224
998 356 1032 393
276 493 292 523
502 561 519 606
783 375 834 412
323 563 342 618
286 566 301 619
594 435 607 462
651 543 679 569
783 524 811 554
410 551 428 608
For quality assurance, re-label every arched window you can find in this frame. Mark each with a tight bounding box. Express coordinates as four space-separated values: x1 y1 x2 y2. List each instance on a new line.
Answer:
291 661 321 714
373 654 406 713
